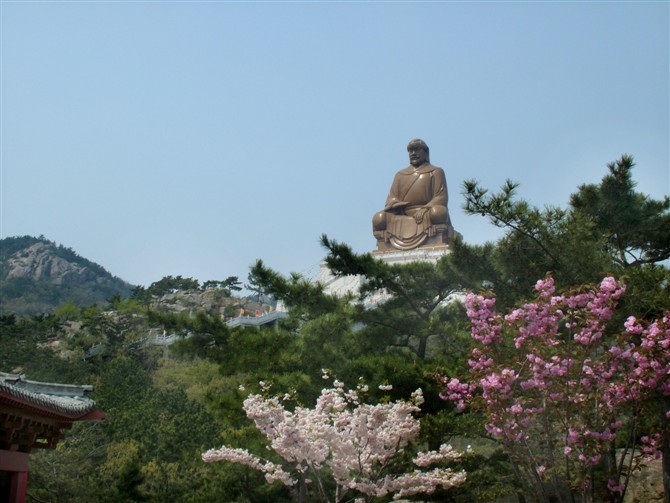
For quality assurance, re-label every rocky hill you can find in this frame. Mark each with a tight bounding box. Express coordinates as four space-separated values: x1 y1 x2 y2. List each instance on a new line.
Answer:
0 236 134 316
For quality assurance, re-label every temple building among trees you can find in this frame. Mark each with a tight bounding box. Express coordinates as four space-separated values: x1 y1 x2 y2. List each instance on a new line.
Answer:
0 372 104 503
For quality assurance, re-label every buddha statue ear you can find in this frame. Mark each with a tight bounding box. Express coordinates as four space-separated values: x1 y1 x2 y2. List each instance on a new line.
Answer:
422 144 430 163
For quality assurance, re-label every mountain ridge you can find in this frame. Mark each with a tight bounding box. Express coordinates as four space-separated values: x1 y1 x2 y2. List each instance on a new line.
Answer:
0 235 134 316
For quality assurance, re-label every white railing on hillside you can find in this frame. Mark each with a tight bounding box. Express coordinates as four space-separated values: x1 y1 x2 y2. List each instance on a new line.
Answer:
83 310 288 358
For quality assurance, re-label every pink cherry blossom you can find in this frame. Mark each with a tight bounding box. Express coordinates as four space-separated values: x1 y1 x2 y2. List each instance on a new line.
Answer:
437 276 669 502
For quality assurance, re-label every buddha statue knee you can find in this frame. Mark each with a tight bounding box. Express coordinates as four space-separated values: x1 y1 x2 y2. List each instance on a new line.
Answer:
428 205 447 226
372 211 387 232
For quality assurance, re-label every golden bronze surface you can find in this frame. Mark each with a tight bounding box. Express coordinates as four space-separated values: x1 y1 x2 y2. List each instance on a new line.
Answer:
373 139 458 251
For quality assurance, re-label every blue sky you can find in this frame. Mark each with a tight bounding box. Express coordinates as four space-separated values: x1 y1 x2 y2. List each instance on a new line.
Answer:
2 1 668 288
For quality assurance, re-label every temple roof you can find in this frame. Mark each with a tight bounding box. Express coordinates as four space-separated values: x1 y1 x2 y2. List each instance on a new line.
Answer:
0 371 102 420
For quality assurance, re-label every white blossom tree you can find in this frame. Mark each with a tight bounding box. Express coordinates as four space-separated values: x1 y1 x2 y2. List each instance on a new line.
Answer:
203 377 467 502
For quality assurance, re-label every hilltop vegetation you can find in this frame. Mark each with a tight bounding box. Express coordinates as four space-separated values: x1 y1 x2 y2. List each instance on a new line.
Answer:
0 236 254 317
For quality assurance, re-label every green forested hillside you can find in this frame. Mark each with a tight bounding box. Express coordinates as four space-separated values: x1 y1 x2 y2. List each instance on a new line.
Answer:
2 156 669 502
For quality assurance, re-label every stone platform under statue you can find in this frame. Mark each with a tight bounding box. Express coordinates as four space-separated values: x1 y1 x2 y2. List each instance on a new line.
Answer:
319 245 453 299
371 244 452 265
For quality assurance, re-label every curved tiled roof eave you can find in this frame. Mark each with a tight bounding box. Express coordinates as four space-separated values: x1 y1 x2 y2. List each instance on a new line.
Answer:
0 373 102 420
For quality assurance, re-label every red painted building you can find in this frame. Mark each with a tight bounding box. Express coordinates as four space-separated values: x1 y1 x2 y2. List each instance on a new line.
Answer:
0 372 105 503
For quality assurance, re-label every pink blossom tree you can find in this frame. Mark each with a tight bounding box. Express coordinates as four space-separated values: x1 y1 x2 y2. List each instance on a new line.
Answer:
437 276 670 502
203 378 467 502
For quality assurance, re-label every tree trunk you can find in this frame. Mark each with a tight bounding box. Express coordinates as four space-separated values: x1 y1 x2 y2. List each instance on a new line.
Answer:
417 334 428 360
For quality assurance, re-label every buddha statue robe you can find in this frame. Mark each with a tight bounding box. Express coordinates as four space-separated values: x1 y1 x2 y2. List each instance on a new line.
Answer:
373 163 451 251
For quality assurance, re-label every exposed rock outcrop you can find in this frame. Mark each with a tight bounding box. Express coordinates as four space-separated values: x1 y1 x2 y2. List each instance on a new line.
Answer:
149 289 265 319
0 236 133 315
5 242 98 286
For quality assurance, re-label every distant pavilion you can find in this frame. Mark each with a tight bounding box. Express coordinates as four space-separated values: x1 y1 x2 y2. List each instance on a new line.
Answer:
0 372 105 503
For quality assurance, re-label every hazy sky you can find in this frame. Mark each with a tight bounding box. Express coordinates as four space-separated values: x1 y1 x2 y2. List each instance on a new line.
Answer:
2 1 668 288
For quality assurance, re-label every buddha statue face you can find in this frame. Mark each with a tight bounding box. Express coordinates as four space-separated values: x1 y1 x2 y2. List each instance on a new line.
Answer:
408 144 428 167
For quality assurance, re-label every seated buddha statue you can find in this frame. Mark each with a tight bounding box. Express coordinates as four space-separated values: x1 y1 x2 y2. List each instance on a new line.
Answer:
372 139 458 251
